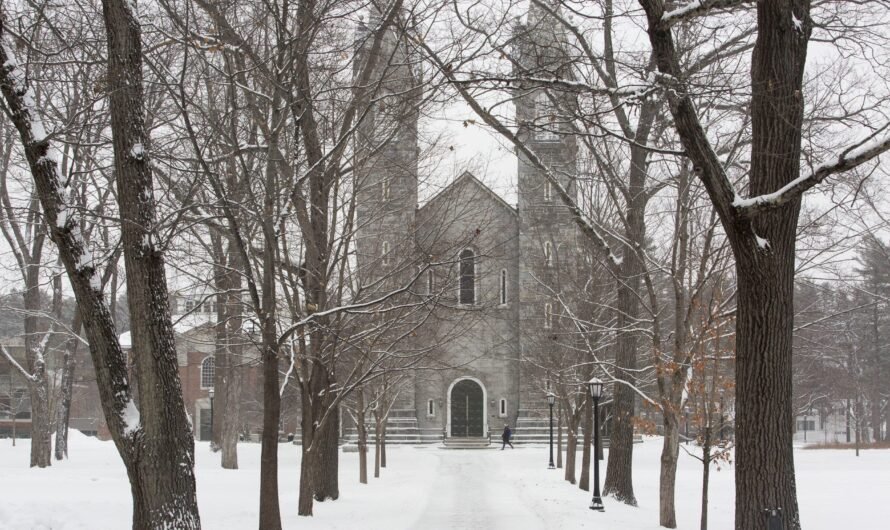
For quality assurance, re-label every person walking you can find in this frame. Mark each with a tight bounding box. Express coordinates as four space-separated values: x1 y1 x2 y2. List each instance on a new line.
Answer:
501 425 514 450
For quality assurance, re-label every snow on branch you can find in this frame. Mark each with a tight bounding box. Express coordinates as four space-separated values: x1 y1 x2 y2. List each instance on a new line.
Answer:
661 0 753 25
733 128 890 216
1 344 36 382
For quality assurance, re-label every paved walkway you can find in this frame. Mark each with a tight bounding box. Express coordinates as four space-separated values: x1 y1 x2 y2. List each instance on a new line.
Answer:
412 448 549 529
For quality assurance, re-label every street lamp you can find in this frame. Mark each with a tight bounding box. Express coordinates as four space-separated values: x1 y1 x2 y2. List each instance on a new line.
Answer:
587 377 605 512
208 387 215 443
547 392 556 469
684 406 690 445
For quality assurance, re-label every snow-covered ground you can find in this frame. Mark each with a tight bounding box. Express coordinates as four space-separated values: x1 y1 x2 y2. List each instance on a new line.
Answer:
1 433 888 529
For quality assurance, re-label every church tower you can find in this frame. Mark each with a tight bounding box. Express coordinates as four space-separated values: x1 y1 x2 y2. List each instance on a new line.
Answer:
353 11 421 289
513 3 580 408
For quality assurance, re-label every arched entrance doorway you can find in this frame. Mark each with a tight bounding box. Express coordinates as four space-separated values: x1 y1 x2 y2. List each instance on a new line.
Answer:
448 378 486 437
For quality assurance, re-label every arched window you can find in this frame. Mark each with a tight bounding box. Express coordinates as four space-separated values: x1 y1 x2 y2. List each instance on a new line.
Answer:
499 269 508 305
201 356 215 389
459 249 475 305
381 241 390 266
544 241 553 267
544 303 553 329
535 92 559 142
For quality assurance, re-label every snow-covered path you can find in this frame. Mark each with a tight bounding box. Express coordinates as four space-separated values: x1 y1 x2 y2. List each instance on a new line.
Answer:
2 433 889 529
413 449 549 529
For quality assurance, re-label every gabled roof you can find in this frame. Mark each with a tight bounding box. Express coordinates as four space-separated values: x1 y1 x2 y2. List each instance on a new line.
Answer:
418 171 517 217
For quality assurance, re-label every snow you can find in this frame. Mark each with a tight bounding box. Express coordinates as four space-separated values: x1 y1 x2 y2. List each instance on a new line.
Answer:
130 143 144 160
792 12 803 33
1 435 888 529
662 1 702 23
120 399 140 435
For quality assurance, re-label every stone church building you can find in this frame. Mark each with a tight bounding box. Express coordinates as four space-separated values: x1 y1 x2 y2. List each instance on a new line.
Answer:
351 4 587 444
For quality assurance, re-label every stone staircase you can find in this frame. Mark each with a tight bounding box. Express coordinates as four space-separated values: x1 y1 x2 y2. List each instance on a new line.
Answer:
513 399 564 444
341 408 441 447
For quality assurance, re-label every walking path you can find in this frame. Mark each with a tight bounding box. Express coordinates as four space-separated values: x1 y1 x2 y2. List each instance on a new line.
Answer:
412 448 550 529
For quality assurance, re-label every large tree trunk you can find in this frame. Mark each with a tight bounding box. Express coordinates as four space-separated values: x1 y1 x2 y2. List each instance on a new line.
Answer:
356 390 368 484
579 397 592 491
1 8 202 524
660 410 680 528
564 418 578 484
54 311 82 460
20 226 51 468
101 1 202 526
258 328 282 528
313 399 340 501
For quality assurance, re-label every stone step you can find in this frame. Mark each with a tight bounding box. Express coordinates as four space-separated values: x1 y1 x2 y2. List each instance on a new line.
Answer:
442 437 491 449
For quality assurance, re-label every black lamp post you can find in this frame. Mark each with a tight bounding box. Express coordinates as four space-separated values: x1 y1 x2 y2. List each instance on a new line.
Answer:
208 387 215 443
547 392 556 469
684 406 690 445
588 377 604 512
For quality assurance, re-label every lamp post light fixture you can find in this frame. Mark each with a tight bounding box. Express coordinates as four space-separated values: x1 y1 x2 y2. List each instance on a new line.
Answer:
587 377 605 512
547 392 556 469
208 387 215 443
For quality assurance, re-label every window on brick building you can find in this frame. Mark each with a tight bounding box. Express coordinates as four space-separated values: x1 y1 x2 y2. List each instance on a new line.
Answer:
201 356 215 389
535 92 559 142
499 269 508 305
427 399 435 417
544 241 553 267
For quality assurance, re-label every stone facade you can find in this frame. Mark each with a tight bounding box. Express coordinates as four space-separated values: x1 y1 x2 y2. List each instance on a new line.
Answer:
351 5 581 442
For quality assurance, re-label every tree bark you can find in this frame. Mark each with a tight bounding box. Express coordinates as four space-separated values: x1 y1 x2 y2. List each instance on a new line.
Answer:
660 410 680 528
579 397 592 491
564 420 577 484
557 403 563 468
700 427 711 530
313 399 340 501
54 311 83 460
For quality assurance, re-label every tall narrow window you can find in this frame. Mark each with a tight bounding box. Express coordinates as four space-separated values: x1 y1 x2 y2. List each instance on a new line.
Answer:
382 177 391 200
427 399 436 417
544 241 553 267
499 269 508 305
499 399 507 417
535 92 559 142
544 303 553 329
381 241 390 266
201 356 215 389
427 269 434 295
459 249 475 305
544 180 552 202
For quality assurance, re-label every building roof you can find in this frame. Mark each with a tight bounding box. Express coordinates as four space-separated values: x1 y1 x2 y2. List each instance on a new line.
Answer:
418 171 518 218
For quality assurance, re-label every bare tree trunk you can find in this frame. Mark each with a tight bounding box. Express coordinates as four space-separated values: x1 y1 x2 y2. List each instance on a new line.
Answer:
564 420 577 484
700 428 711 530
356 390 368 484
313 400 340 501
660 410 680 528
381 417 387 468
374 419 382 479
557 403 563 469
579 397 592 491
54 311 82 460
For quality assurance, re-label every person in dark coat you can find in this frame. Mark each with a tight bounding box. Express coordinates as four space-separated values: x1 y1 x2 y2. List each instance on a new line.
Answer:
501 425 514 450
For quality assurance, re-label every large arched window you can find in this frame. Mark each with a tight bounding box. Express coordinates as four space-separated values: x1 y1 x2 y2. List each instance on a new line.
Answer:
201 356 215 389
459 249 475 305
535 92 559 142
